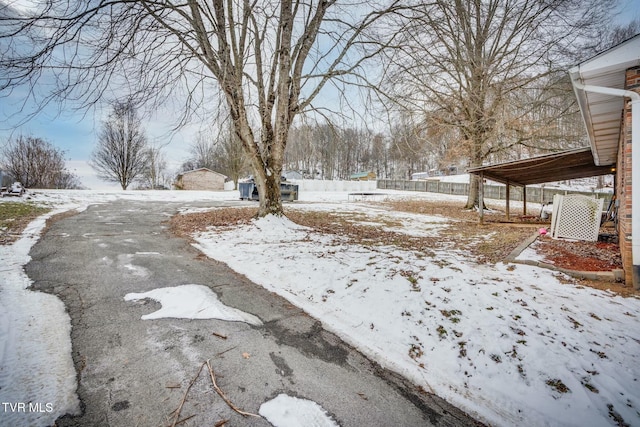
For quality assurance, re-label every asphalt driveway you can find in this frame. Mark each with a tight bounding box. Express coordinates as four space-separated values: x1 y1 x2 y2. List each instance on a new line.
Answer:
25 199 479 426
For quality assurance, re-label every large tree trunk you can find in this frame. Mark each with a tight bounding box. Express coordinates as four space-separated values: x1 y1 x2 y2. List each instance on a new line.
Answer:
464 138 486 210
253 165 283 217
466 172 483 210
238 122 286 217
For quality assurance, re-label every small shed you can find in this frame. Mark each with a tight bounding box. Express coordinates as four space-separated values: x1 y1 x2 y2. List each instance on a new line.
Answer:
283 170 304 180
350 171 376 181
174 168 227 191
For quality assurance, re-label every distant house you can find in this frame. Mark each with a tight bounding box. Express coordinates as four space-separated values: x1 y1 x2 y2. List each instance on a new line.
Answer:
174 168 227 191
350 171 376 181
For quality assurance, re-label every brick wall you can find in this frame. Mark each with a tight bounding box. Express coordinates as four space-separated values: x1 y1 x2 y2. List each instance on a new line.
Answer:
619 67 640 285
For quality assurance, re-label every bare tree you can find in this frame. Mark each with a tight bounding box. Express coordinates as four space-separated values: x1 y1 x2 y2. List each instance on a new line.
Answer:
91 100 148 190
215 126 248 190
139 145 169 189
185 123 248 189
188 132 218 172
578 18 640 58
0 0 402 216
286 123 320 178
382 0 615 209
1 134 80 188
370 133 388 178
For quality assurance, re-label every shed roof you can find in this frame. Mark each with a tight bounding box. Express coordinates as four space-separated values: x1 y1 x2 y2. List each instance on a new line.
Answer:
177 168 226 178
466 147 615 187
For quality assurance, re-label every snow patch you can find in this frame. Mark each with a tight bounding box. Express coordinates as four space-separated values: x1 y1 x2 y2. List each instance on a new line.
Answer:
0 207 82 426
254 214 308 232
124 284 263 325
194 204 640 427
259 394 339 427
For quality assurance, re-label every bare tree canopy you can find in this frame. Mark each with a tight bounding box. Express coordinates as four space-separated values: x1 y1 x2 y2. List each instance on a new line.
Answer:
139 145 169 190
0 0 402 216
184 123 248 189
91 100 148 190
1 134 80 188
381 0 617 209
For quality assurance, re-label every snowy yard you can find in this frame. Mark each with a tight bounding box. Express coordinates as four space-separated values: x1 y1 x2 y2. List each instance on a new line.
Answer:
1 188 638 427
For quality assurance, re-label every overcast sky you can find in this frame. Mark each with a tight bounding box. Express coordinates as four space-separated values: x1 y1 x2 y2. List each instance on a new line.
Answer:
1 0 639 190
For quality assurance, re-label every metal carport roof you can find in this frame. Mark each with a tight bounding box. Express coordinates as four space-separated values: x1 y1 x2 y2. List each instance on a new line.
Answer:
466 147 615 187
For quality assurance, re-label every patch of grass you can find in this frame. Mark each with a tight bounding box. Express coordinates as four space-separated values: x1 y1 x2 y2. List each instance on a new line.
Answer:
568 316 583 329
385 198 535 264
285 209 439 256
510 327 526 336
408 335 424 360
607 404 627 426
590 349 608 359
546 379 570 394
458 341 467 358
408 343 424 360
0 202 50 244
398 270 422 291
440 309 462 323
517 364 526 379
582 381 599 394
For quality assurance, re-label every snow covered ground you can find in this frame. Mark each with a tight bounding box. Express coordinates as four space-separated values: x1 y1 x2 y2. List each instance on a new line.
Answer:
1 188 638 427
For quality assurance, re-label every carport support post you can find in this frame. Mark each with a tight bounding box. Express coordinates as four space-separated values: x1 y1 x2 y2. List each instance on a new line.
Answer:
523 186 527 216
479 172 484 224
505 182 510 220
632 98 640 289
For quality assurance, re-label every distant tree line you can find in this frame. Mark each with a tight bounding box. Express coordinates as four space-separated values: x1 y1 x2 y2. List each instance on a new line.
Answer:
0 135 81 189
3 0 637 209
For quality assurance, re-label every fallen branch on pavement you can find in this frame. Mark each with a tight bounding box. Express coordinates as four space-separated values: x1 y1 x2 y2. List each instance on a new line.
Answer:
173 414 196 426
206 359 261 418
216 345 238 357
169 362 205 427
212 331 228 339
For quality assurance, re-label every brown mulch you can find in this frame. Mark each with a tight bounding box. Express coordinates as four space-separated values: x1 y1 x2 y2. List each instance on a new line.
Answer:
533 235 622 272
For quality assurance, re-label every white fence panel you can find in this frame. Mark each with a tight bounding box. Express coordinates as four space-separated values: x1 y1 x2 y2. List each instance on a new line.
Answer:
550 194 604 242
291 179 377 192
